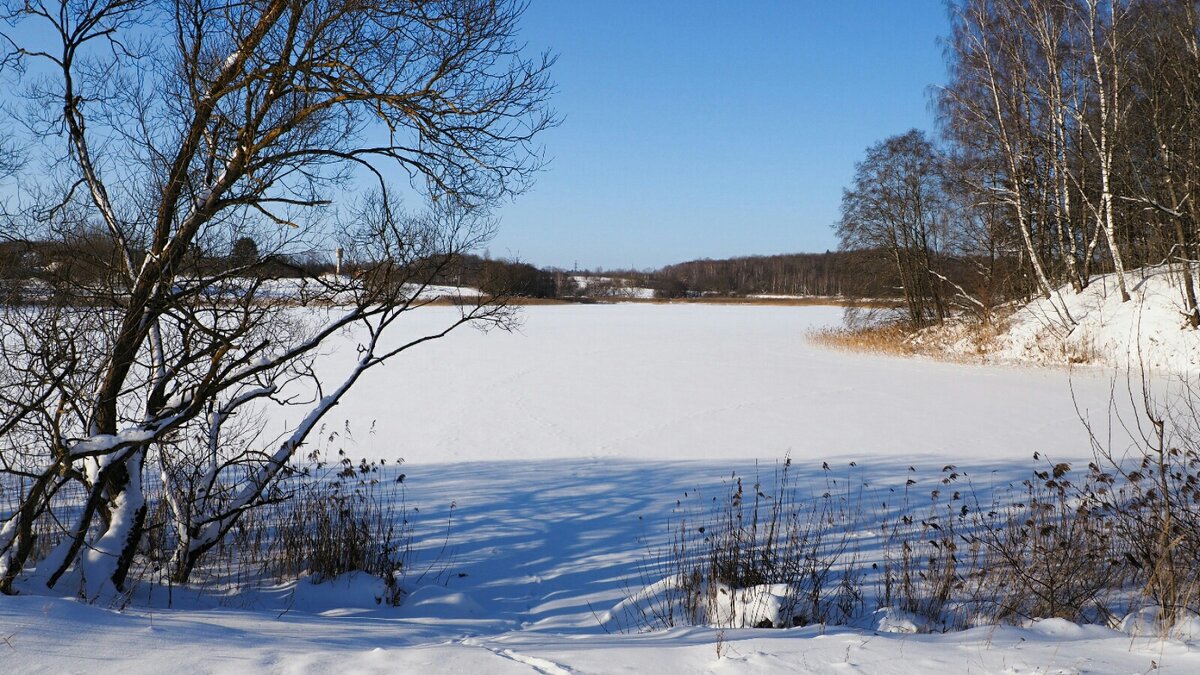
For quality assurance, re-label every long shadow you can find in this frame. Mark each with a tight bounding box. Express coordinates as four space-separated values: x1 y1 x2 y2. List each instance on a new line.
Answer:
394 453 1069 634
0 452 1102 662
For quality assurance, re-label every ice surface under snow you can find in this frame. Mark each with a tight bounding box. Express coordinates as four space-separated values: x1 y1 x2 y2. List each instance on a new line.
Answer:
4 303 1199 673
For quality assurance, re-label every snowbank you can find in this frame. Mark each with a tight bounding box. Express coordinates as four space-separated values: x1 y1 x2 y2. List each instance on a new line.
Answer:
934 266 1200 373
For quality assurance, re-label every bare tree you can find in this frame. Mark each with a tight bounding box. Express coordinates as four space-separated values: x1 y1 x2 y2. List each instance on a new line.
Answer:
942 0 1079 327
0 0 553 598
1077 0 1133 302
837 130 949 327
1125 1 1200 327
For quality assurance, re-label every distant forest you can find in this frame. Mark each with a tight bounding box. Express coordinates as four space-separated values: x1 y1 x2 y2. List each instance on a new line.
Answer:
467 250 928 300
653 252 906 298
466 250 927 300
0 234 918 301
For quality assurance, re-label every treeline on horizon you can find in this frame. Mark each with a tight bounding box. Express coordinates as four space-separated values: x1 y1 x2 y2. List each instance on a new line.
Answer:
636 251 916 299
445 250 944 300
0 233 924 301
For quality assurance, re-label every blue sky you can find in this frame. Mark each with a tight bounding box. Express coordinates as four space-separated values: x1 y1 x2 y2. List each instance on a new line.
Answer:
486 1 951 270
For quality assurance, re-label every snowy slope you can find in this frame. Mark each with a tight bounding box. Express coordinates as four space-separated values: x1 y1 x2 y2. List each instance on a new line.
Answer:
940 266 1200 372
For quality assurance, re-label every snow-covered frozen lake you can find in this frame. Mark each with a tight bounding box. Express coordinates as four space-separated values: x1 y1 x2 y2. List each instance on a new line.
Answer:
318 303 1140 465
6 304 1196 674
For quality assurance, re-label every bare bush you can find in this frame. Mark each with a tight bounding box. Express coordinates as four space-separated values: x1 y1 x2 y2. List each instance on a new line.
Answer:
625 448 1200 637
627 459 864 631
4 423 417 606
1082 373 1200 629
971 461 1127 625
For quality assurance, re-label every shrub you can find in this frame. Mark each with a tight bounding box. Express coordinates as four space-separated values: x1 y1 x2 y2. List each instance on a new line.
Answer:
624 449 1196 636
626 459 864 630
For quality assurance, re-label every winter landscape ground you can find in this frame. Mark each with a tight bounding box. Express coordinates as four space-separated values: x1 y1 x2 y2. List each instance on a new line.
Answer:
10 0 1200 671
5 299 1200 673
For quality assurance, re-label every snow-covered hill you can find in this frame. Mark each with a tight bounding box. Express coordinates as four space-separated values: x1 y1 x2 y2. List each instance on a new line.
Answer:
931 266 1200 373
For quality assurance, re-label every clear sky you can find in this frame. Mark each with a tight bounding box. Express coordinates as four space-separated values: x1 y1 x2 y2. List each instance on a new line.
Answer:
486 1 951 271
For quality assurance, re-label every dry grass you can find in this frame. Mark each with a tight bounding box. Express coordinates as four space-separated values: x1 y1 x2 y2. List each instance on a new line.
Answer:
808 312 1017 365
807 322 918 356
626 457 1149 635
910 319 1005 360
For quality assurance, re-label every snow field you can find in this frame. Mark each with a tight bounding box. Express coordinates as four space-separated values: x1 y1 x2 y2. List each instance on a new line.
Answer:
4 303 1198 673
313 303 1153 465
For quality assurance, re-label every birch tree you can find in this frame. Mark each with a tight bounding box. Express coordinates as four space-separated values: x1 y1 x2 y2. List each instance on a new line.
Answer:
943 0 1078 327
1077 0 1133 302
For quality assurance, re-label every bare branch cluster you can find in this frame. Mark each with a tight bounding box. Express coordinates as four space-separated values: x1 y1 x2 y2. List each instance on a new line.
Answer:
0 0 553 598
